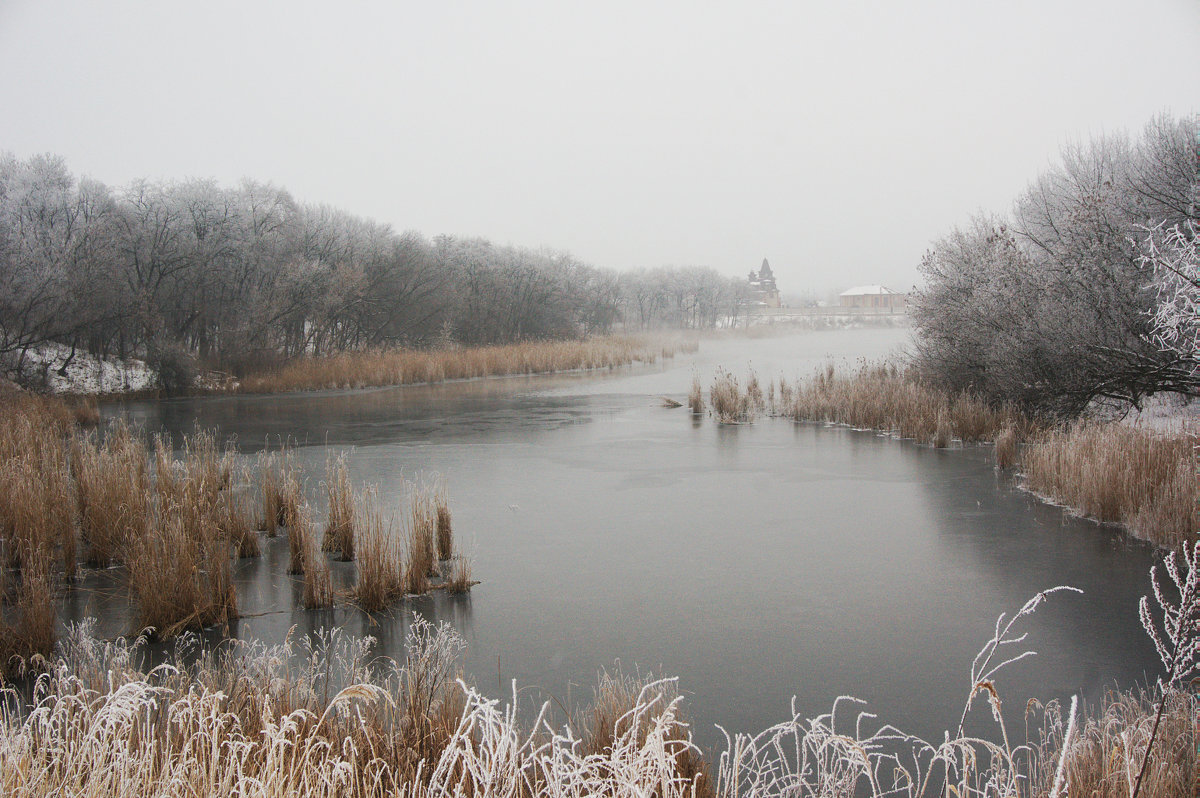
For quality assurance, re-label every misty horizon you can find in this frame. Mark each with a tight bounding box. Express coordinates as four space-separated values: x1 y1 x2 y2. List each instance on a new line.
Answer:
1 0 1197 295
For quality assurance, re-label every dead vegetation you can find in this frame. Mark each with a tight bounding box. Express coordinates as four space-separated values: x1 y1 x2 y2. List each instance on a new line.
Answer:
322 452 356 559
239 335 682 394
688 375 704 414
1020 421 1197 549
434 481 453 561
1 580 1194 798
709 369 755 424
0 396 472 678
351 489 405 612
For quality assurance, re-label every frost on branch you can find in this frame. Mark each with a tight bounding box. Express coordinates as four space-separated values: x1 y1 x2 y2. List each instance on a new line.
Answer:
1140 220 1200 383
1138 539 1200 687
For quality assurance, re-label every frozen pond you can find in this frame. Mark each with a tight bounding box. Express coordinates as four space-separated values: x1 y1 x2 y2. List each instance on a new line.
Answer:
86 328 1162 749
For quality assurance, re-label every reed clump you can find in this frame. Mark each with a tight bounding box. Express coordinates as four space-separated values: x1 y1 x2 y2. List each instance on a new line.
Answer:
302 531 334 609
710 369 754 424
258 451 283 535
1020 421 1197 548
404 489 437 596
782 362 1026 445
688 376 704 414
239 335 679 394
322 453 356 560
125 505 237 639
283 483 310 575
444 554 474 594
434 482 453 561
578 668 712 797
994 422 1020 469
351 490 404 612
0 551 56 676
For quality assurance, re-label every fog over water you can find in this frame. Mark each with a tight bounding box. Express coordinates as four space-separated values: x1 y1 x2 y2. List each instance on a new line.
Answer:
80 330 1164 748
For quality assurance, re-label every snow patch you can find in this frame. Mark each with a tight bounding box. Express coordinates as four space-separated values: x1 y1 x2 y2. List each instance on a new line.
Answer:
6 343 156 394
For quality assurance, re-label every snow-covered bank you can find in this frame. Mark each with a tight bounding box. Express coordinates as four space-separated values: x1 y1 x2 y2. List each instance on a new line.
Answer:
3 343 155 394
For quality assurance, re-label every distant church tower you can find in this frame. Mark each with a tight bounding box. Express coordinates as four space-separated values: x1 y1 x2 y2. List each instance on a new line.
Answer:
748 258 782 308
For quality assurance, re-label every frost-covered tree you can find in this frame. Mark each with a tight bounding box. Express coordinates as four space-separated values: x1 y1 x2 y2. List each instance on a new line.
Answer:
914 113 1198 415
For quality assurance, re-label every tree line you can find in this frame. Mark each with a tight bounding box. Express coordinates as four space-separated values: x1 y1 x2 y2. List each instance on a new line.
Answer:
912 113 1198 416
0 154 749 388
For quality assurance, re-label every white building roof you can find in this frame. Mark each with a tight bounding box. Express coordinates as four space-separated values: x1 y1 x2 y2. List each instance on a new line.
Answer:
839 284 898 296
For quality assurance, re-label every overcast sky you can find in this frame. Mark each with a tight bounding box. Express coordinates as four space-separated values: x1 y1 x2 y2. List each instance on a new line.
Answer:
1 1 1197 295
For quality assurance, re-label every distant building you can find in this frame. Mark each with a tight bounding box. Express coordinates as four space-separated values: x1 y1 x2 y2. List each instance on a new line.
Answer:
747 258 782 308
839 285 907 312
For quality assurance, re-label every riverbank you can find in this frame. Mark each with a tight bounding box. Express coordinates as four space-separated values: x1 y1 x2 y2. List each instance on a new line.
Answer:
693 363 1196 549
4 335 696 399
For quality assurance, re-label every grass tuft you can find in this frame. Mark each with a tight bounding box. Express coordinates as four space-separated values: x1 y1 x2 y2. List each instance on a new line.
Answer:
322 453 356 560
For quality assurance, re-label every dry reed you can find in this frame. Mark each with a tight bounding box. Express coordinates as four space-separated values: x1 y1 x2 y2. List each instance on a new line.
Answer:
1020 422 1197 548
0 593 1196 797
688 376 704 414
240 335 679 394
351 490 404 611
302 532 334 609
258 451 283 535
1029 688 1198 797
710 369 754 424
995 422 1020 469
283 490 310 575
782 362 1026 445
322 452 356 560
444 554 474 594
434 482 453 561
403 484 438 595
73 423 149 566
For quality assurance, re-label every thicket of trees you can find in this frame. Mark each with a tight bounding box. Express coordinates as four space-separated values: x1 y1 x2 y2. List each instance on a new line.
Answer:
0 154 748 388
913 113 1199 416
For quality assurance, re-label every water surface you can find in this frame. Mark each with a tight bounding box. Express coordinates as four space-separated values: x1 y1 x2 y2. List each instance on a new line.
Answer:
91 328 1162 748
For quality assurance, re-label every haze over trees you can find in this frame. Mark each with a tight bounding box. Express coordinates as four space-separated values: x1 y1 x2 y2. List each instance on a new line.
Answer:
913 113 1199 416
0 154 748 389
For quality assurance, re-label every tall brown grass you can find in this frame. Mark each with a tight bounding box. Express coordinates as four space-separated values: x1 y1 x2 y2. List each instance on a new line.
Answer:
302 532 334 609
72 423 150 566
1029 688 1198 798
125 505 237 639
322 453 355 560
240 335 680 394
995 422 1020 469
783 362 1026 445
688 376 704 414
0 550 55 676
434 482 453 561
258 451 283 535
710 369 755 424
283 486 310 575
351 490 404 612
1020 422 1197 548
444 554 474 594
404 488 437 596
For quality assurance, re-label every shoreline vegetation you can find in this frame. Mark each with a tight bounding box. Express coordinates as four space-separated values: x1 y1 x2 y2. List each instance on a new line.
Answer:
5 334 698 399
0 394 473 680
695 363 1196 550
0 583 1195 797
237 334 695 394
